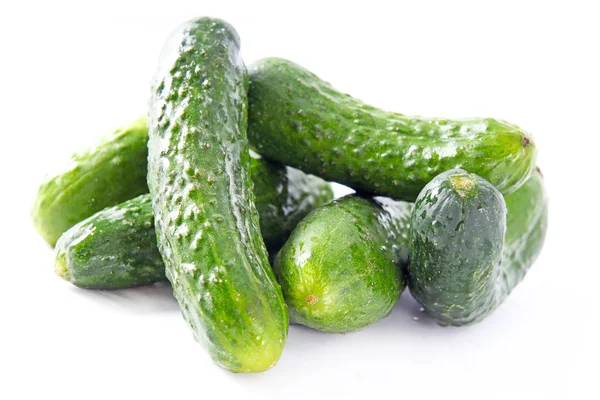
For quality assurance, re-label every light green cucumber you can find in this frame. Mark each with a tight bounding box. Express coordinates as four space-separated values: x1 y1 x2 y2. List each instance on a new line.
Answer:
31 117 148 246
274 195 412 333
147 17 288 373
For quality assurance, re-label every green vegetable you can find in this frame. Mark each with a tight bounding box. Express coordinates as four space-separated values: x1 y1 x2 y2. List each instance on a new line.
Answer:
147 17 288 373
274 195 411 333
501 167 548 294
31 117 148 246
408 169 506 326
247 58 537 201
54 159 332 290
250 154 333 250
55 195 163 289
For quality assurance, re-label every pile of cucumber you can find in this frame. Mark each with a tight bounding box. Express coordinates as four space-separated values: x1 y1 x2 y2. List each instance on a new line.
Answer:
31 17 547 373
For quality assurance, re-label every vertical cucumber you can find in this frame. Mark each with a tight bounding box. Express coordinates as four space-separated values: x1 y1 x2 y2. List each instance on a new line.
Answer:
274 195 412 333
148 18 288 372
408 169 506 326
31 117 149 246
247 58 537 201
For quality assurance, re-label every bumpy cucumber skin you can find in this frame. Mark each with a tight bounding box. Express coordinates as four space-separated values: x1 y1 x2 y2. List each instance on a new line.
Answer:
251 155 333 251
248 58 537 201
501 168 548 294
408 169 506 326
148 18 288 373
55 195 164 289
31 117 149 246
274 195 412 333
54 161 332 290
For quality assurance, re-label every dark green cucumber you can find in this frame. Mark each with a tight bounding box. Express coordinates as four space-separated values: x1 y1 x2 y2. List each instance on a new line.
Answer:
31 117 149 246
55 195 163 289
248 58 537 201
501 167 548 294
408 169 506 326
251 153 333 250
274 195 412 333
148 18 287 373
54 160 332 289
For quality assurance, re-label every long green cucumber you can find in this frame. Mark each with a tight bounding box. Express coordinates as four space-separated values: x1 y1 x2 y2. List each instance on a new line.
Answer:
54 160 332 289
408 169 506 326
31 117 149 246
248 58 537 201
148 18 288 373
501 167 548 294
274 195 412 333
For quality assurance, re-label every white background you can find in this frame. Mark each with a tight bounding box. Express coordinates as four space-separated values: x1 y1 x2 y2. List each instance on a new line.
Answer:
1 1 599 399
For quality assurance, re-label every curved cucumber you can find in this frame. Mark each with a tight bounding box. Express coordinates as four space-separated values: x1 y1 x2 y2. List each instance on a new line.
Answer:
408 169 506 326
248 58 537 201
148 18 287 373
501 167 548 294
31 117 149 246
55 160 332 290
274 195 412 333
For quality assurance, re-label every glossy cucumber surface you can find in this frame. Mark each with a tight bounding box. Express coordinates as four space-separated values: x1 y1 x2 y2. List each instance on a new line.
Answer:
31 117 149 246
501 168 548 294
148 18 287 372
274 195 412 333
55 160 332 290
250 153 333 250
55 195 163 289
408 169 506 326
248 58 537 201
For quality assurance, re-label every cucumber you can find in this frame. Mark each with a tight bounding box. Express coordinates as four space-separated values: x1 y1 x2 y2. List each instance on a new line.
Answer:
55 195 163 289
248 58 537 201
148 18 288 373
55 160 332 290
274 195 412 333
250 154 333 250
408 169 506 326
31 117 149 246
501 167 548 294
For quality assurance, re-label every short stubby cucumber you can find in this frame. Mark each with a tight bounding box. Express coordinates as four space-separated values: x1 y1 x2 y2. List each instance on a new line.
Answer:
55 195 163 290
274 195 412 333
248 58 537 201
55 161 332 290
408 169 506 326
148 18 288 373
31 117 149 246
501 167 548 294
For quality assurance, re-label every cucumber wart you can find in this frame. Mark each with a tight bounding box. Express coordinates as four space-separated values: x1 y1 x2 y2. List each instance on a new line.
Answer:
147 17 288 373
